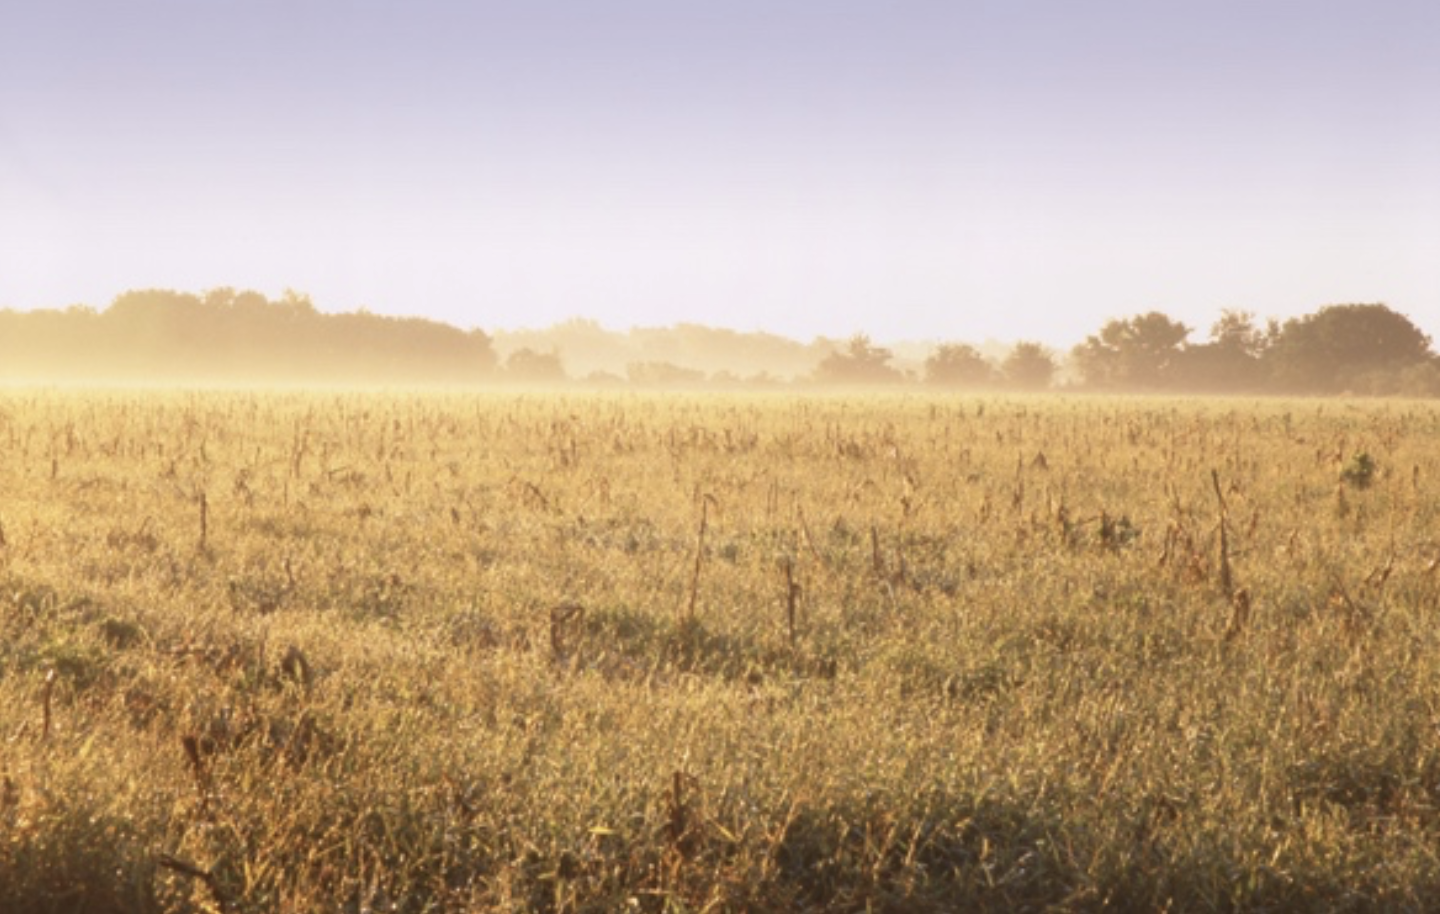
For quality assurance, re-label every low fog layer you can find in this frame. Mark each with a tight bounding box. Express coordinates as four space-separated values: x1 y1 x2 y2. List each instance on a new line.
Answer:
1 289 1436 396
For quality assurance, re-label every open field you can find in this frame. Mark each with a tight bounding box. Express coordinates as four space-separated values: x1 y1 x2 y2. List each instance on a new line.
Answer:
4 390 1440 912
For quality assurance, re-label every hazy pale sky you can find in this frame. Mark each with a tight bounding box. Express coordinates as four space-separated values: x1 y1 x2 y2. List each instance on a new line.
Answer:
2 1 1437 348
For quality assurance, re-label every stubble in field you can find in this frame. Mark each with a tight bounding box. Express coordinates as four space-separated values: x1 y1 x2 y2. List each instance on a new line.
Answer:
3 390 1440 912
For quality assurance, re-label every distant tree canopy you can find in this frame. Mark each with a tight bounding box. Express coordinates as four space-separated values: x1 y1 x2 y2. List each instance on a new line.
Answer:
1267 304 1433 394
813 335 904 386
503 348 567 384
1066 304 1435 396
2 290 1437 396
493 318 822 380
0 288 497 385
1071 312 1192 390
924 344 994 388
1001 342 1057 391
1173 310 1273 392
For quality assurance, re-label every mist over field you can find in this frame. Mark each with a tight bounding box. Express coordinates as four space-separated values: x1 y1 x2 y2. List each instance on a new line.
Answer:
3 288 1437 397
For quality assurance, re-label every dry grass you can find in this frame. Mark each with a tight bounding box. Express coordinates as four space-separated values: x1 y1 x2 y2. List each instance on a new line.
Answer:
3 389 1440 911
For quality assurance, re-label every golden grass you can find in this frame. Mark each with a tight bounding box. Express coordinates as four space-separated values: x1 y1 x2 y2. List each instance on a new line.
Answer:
3 389 1440 911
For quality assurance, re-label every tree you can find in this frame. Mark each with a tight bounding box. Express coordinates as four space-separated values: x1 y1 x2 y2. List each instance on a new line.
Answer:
813 334 904 385
1209 309 1269 359
505 347 567 384
1071 311 1191 390
1 288 499 384
924 343 994 388
1001 342 1056 391
1173 309 1272 391
1267 304 1433 393
1391 361 1440 398
102 288 214 375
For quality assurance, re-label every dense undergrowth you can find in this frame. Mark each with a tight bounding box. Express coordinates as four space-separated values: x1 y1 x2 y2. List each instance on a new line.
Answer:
3 390 1440 911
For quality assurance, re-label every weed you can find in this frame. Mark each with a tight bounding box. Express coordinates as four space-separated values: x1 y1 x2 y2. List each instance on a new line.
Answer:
0 390 1438 911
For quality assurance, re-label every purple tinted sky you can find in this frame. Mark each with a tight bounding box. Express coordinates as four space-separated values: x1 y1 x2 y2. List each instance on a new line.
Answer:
2 0 1437 347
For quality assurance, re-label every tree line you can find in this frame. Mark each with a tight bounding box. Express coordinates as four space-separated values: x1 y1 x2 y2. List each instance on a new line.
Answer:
0 289 1434 395
1065 305 1438 396
837 304 1437 396
0 288 497 385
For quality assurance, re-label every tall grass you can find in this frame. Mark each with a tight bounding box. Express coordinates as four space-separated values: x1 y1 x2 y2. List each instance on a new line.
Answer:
3 390 1440 911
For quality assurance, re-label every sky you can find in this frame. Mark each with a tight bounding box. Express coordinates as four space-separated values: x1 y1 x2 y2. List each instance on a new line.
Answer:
1 1 1437 349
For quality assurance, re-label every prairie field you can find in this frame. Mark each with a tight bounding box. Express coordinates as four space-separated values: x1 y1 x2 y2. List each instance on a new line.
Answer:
5 389 1440 912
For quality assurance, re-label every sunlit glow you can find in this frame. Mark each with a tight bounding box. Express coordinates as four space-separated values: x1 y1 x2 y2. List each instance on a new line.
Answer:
1 2 1436 350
